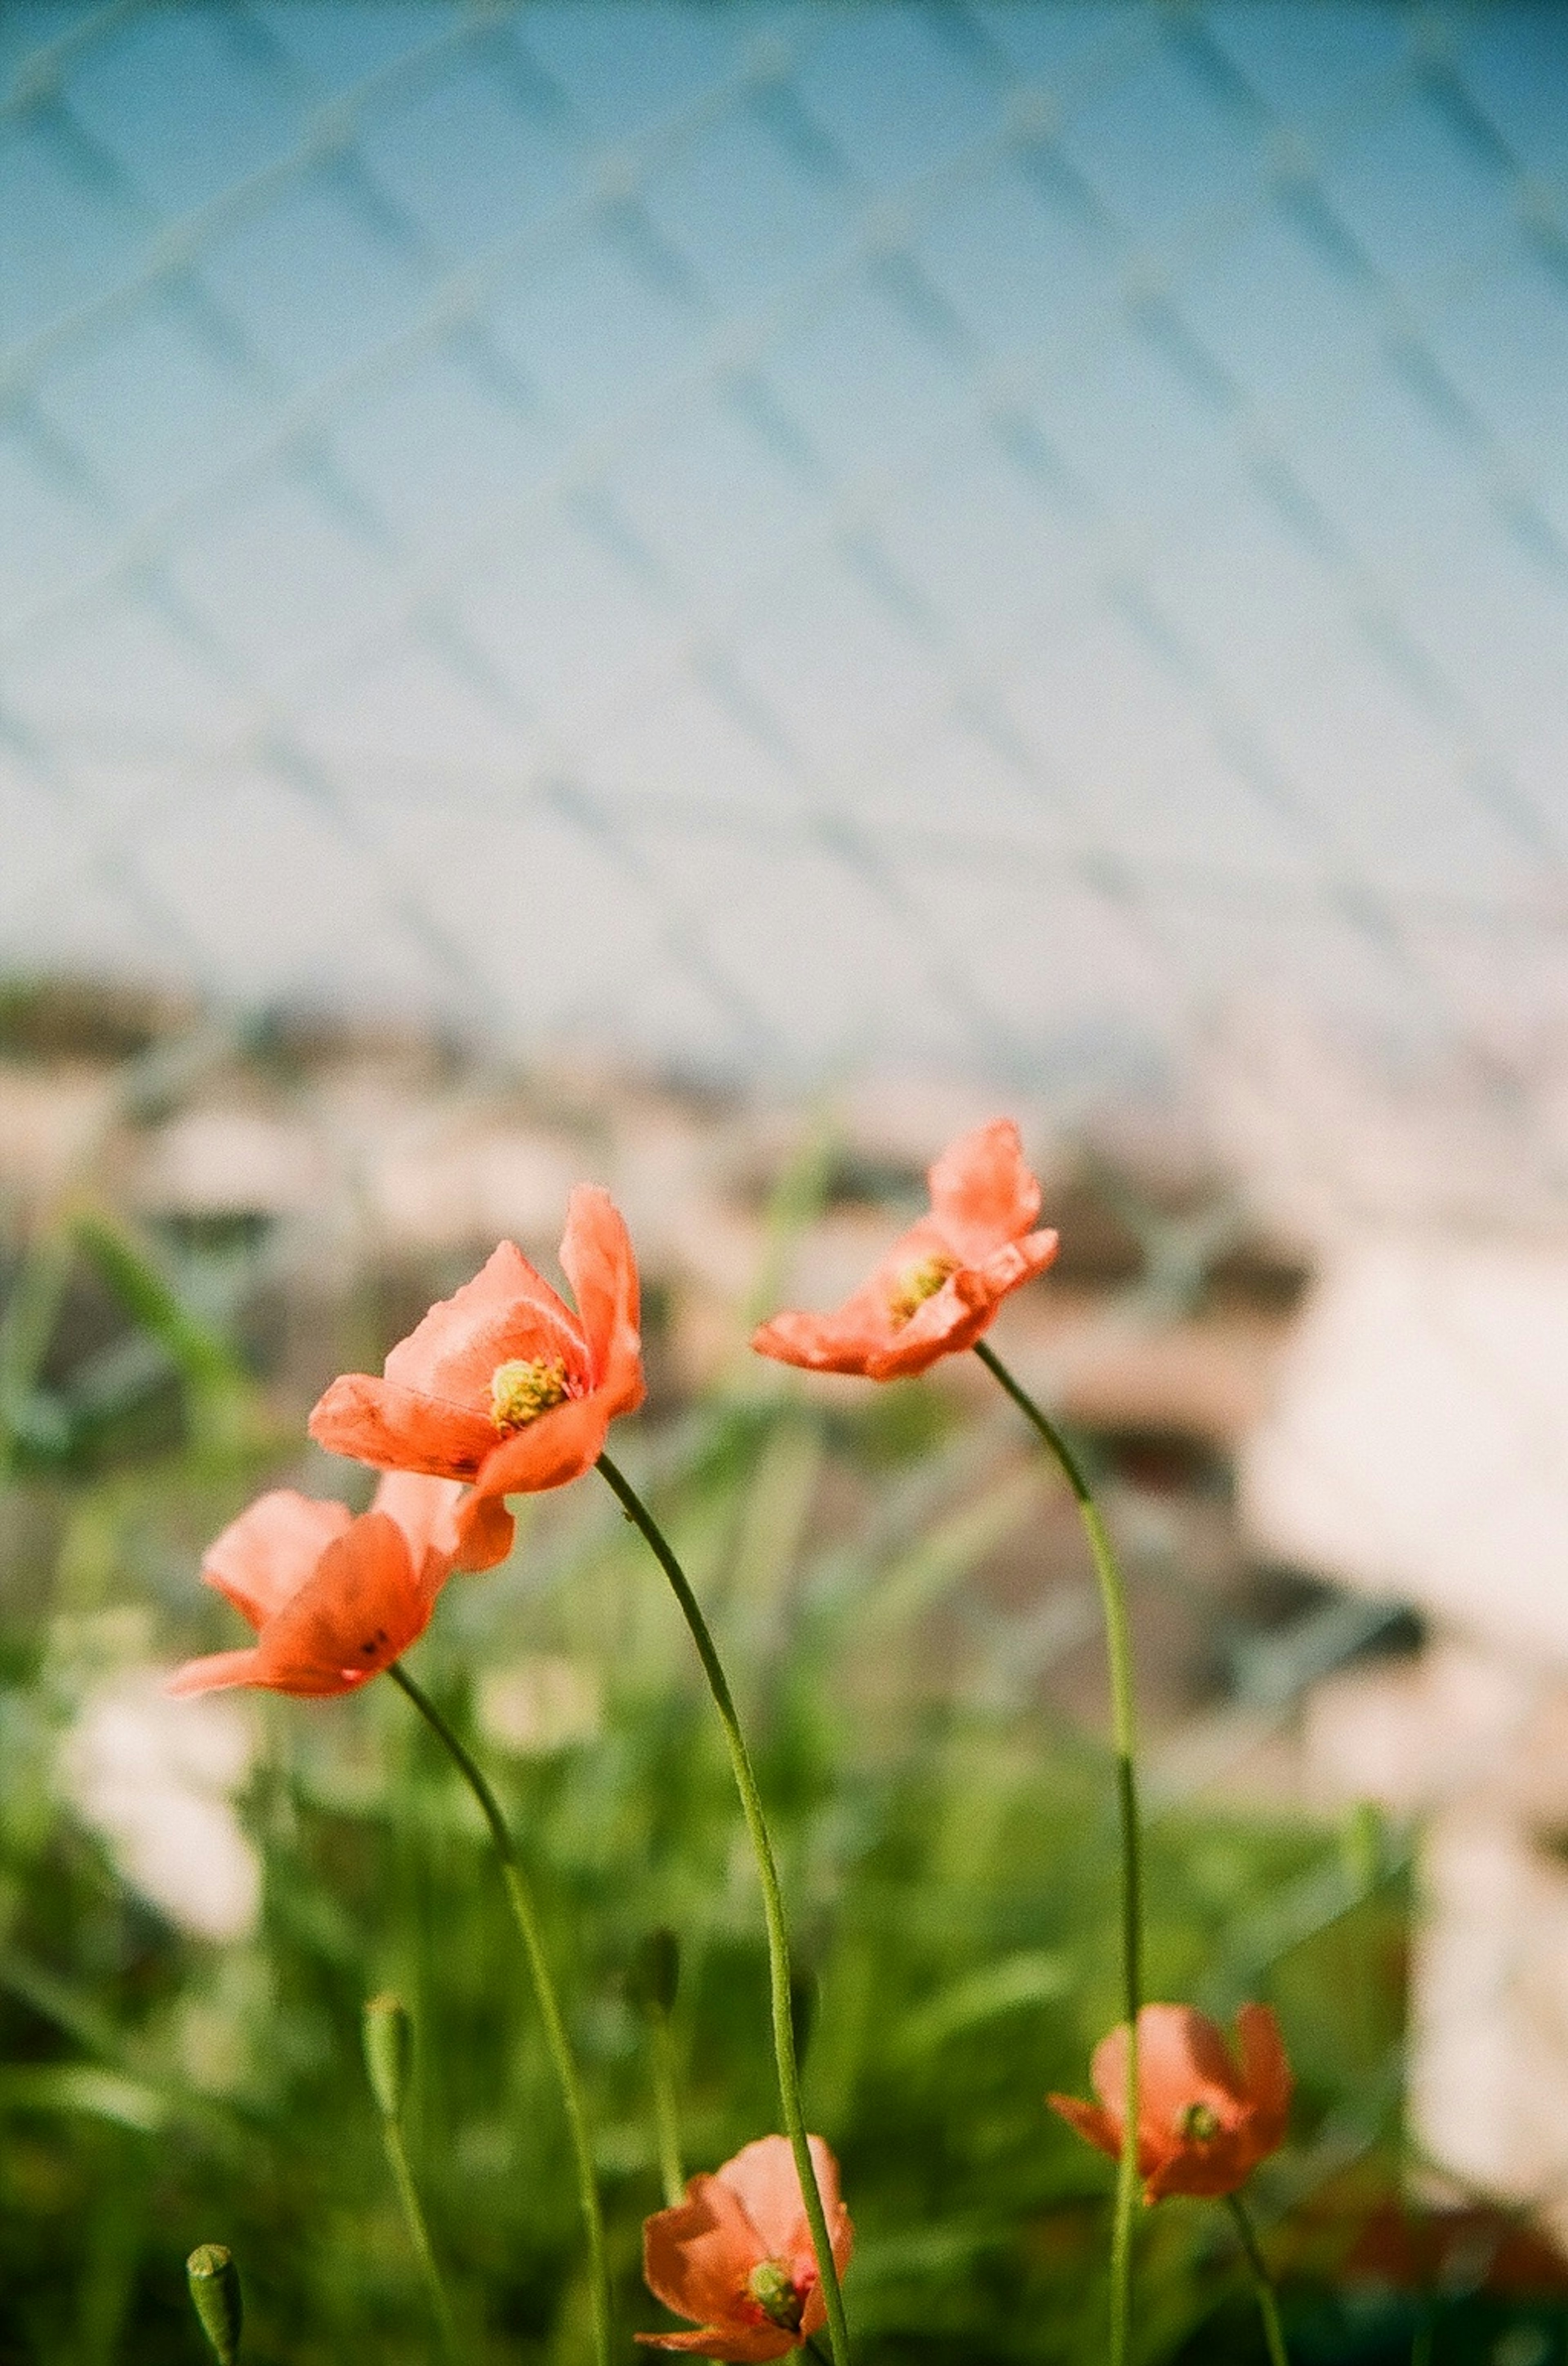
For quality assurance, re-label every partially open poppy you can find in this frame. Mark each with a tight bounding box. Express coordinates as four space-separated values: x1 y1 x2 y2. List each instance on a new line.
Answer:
308 1186 643 1555
751 1119 1058 1381
638 2135 853 2361
1049 2003 1292 2203
168 1472 472 1698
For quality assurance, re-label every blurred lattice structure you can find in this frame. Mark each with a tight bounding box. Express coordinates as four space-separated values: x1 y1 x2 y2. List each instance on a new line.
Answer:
1 0 1567 1230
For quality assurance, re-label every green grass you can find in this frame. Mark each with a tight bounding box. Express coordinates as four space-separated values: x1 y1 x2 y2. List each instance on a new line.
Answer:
0 1210 1531 2364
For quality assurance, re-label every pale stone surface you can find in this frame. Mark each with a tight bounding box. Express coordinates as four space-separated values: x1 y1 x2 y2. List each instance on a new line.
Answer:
60 1671 261 1943
1298 1642 1568 2222
1242 1233 1568 1662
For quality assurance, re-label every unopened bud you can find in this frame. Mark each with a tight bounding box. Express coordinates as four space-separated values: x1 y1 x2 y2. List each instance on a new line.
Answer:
626 1928 681 2020
362 1991 414 2122
187 2243 243 2364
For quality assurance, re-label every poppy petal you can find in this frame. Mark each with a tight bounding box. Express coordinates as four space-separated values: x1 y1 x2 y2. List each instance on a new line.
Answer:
560 1185 644 1409
472 1391 614 1499
644 2178 764 2324
717 2136 838 2264
453 1490 515 1573
1047 2092 1122 2163
167 1647 268 1696
750 1306 886 1376
927 1119 1042 1263
862 1233 1060 1379
1236 2004 1293 2139
634 2332 794 2360
1120 2004 1247 2128
372 1469 468 1584
309 1373 497 1480
247 1512 429 1695
1143 2127 1256 2202
202 1490 354 1628
384 1240 584 1408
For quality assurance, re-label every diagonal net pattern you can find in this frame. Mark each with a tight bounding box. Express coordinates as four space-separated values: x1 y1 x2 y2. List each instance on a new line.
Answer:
2 1 1568 1227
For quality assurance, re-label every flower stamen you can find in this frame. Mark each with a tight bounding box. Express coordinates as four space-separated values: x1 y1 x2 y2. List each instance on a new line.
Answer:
746 2260 805 2333
491 1357 571 1433
887 1252 958 1327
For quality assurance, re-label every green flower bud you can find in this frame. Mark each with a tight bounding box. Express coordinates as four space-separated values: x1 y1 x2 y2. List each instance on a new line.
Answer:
626 1928 681 2021
362 1992 414 2123
187 2243 243 2364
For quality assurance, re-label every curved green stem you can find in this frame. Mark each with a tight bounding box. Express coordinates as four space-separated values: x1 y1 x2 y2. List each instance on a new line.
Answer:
597 1450 851 2366
388 1662 612 2366
377 2107 463 2365
972 1340 1142 2366
1225 2191 1290 2366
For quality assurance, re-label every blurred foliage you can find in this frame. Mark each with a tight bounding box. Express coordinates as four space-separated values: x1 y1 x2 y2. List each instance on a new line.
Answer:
0 1209 1559 2365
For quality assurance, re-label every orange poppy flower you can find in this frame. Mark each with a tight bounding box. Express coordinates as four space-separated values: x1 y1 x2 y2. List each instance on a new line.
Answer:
307 1186 643 1553
1049 2003 1292 2204
751 1119 1058 1381
638 2135 854 2361
167 1471 474 1699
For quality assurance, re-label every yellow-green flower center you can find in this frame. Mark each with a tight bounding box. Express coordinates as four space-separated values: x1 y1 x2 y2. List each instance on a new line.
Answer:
1176 2101 1220 2144
747 2259 804 2333
888 1252 958 1327
490 1357 571 1433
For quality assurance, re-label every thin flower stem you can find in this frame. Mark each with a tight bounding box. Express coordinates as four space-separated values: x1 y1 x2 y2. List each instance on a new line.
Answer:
377 2108 463 2366
1225 2192 1290 2366
649 2014 686 2208
971 1339 1143 2366
388 1662 612 2366
597 1450 852 2366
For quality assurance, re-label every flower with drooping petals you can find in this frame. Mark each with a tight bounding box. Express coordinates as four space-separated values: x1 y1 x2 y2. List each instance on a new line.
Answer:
638 2135 853 2360
751 1119 1058 1381
1049 2003 1292 2203
168 1472 477 1699
307 1186 643 1555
